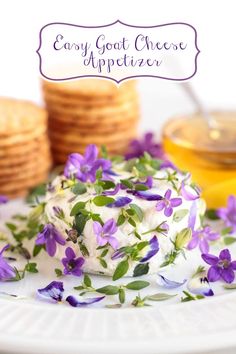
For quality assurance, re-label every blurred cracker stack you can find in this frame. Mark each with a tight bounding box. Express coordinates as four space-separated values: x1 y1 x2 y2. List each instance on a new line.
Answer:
0 98 51 198
42 79 140 163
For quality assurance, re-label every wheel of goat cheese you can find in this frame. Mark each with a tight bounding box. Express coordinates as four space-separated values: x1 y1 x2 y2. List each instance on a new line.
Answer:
42 145 205 279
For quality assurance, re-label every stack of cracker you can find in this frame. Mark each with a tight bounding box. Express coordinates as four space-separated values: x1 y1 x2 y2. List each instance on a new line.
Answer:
0 98 51 198
42 79 140 163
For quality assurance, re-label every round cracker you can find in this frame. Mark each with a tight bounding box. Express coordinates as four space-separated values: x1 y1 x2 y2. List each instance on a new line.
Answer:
0 144 50 167
42 79 136 99
0 134 50 158
49 128 137 146
0 97 47 136
0 126 47 147
43 88 138 108
0 154 51 178
48 108 140 126
46 99 139 119
48 116 139 134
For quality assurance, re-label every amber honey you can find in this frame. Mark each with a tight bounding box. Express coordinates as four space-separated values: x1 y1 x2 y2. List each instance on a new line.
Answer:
162 112 236 189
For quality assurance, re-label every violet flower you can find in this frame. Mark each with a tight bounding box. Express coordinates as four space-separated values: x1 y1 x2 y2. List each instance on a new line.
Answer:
0 195 8 204
217 195 236 232
135 176 153 189
64 144 112 183
93 219 118 249
128 190 162 201
181 181 200 201
38 281 64 302
111 247 126 260
187 276 214 296
66 295 105 307
103 183 120 196
202 249 236 283
0 244 15 280
140 236 159 262
35 224 66 257
107 196 132 208
156 189 182 217
187 226 220 254
125 132 165 159
157 274 187 289
62 247 85 277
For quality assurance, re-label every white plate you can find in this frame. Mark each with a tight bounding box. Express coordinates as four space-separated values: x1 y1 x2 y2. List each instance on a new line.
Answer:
0 200 236 354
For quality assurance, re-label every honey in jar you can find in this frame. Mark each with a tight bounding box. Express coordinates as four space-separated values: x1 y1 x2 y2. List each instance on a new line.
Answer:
162 112 236 207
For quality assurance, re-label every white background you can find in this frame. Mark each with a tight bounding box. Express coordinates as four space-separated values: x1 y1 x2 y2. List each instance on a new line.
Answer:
0 0 235 134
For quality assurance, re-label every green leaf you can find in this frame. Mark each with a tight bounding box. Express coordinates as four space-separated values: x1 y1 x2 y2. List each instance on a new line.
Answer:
112 259 129 281
83 274 92 287
70 202 87 216
134 184 148 191
147 293 176 301
105 304 122 309
173 209 189 222
74 285 84 291
221 227 233 236
74 213 88 235
24 262 38 273
136 241 149 251
100 249 109 258
94 185 103 195
96 285 119 295
120 179 133 189
205 208 220 220
90 213 103 224
126 280 150 290
55 268 63 277
93 196 115 206
133 263 149 277
101 145 108 158
99 258 108 268
129 203 143 222
5 223 17 232
128 218 136 227
99 180 115 190
224 237 236 245
71 182 87 195
118 288 125 304
175 228 192 250
117 214 126 226
224 283 236 290
33 244 44 257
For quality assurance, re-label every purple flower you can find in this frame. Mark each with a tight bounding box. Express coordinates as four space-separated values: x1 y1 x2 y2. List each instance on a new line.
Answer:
217 195 236 232
0 245 15 280
64 144 111 183
93 219 118 249
66 295 105 307
181 182 200 201
157 274 187 289
125 132 165 159
35 224 66 257
156 189 182 217
140 236 159 262
103 183 120 196
0 195 8 204
135 176 153 189
202 249 236 283
38 281 64 302
128 190 162 201
107 197 132 208
53 206 65 219
111 248 126 260
187 276 214 296
62 247 85 276
187 226 220 254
